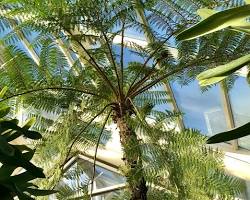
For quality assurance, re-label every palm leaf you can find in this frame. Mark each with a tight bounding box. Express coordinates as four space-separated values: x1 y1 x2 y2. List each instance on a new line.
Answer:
207 122 250 144
197 53 250 86
176 3 250 41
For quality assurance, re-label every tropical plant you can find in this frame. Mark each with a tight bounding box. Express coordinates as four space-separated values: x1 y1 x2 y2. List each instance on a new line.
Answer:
176 0 250 143
32 105 112 191
46 110 245 200
55 162 90 200
0 0 247 199
0 87 55 199
176 0 250 86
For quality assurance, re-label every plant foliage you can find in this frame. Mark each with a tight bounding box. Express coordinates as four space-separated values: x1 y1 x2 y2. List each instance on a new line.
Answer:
176 0 250 143
0 0 247 199
0 87 55 199
176 0 250 86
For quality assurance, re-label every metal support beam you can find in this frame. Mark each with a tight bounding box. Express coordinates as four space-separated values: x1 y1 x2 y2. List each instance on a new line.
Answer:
134 0 185 131
8 23 40 64
220 82 238 150
90 184 126 197
163 81 185 130
56 39 75 66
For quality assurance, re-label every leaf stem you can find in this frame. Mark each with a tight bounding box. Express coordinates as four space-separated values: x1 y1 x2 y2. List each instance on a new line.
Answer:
90 110 112 195
0 87 104 103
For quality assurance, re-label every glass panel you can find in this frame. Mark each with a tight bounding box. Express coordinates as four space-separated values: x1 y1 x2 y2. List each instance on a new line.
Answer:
229 77 250 149
49 158 125 199
112 23 146 40
125 27 146 40
71 159 124 189
153 84 172 112
112 45 146 65
171 80 227 136
23 30 41 54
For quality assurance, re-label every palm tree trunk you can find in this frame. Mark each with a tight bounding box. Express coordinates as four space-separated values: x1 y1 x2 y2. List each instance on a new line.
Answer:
115 115 148 200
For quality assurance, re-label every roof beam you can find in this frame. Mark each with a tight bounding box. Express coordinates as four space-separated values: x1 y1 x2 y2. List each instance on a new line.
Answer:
220 82 238 150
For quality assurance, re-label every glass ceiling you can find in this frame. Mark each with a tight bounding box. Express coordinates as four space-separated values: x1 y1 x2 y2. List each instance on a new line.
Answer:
0 0 249 152
1 24 250 150
171 80 227 135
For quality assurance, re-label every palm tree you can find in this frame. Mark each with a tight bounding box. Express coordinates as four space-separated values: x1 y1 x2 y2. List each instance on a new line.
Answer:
0 0 247 199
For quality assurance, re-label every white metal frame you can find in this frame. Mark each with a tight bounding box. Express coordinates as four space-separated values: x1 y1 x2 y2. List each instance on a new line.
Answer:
63 154 126 198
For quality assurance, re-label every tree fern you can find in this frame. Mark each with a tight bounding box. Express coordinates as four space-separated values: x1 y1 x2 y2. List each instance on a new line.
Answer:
0 0 247 199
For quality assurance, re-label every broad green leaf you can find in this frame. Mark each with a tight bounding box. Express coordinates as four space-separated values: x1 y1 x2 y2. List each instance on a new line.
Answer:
6 132 23 142
0 121 21 130
245 0 250 4
0 121 42 140
0 106 10 118
197 8 216 19
22 150 35 161
22 117 36 129
199 76 227 86
207 122 250 144
9 171 36 183
13 145 32 152
197 54 250 86
0 112 47 197
15 185 34 200
9 119 19 124
18 182 37 189
230 26 250 35
176 5 250 41
26 188 57 196
13 150 45 178
0 120 17 133
0 149 45 178
0 188 13 200
0 86 8 98
0 165 16 181
0 136 14 156
17 193 34 200
23 130 42 140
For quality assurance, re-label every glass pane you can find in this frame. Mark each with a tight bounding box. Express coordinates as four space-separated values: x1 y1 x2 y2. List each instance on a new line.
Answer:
171 80 227 136
23 30 41 54
112 23 146 40
153 84 172 112
50 158 125 199
112 45 146 65
71 159 124 189
86 163 125 189
229 77 250 149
